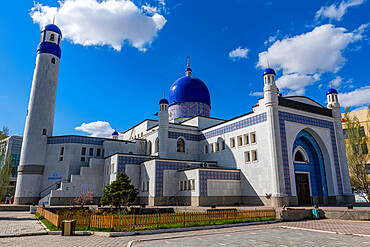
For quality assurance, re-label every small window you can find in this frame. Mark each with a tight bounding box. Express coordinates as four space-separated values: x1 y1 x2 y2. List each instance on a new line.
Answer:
211 143 214 153
230 138 235 148
251 132 256 144
216 142 219 152
81 147 86 155
50 33 55 41
252 150 258 161
147 181 149 190
294 150 305 162
177 138 185 153
89 148 94 156
244 134 250 145
60 147 64 155
96 148 101 157
155 138 159 153
81 157 85 162
59 157 63 161
205 145 208 154
142 181 145 192
238 136 243 147
245 151 251 163
222 141 225 150
51 57 55 64
102 149 105 158
180 181 183 191
42 129 47 135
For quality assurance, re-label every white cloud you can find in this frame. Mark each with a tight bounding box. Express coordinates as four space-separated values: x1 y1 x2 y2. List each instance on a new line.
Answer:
229 46 249 60
249 91 264 96
315 0 365 22
338 86 370 107
75 121 114 137
30 0 167 51
257 24 366 94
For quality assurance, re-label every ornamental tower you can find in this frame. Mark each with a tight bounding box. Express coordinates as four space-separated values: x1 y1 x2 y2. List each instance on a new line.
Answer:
14 24 62 205
158 97 169 158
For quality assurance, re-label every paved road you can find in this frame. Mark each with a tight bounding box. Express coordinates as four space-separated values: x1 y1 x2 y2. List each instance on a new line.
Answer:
0 212 45 237
0 212 370 247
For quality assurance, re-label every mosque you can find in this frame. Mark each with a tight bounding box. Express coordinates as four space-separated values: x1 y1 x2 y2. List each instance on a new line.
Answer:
14 24 354 206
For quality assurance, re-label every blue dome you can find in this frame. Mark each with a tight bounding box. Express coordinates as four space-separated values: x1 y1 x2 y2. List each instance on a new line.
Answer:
168 76 211 107
42 24 62 36
159 98 169 104
326 88 338 95
263 68 276 76
37 41 61 58
112 131 119 136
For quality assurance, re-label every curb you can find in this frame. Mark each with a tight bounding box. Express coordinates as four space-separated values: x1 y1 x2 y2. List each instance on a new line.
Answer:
94 220 279 237
281 226 370 238
0 232 47 238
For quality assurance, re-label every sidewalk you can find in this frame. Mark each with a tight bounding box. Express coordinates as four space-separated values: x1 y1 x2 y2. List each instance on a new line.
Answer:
0 211 47 237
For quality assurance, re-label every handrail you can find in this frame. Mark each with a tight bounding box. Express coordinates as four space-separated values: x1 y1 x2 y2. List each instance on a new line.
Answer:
39 180 68 197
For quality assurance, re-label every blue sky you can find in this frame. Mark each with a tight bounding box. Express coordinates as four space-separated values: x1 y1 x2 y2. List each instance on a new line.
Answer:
0 0 369 137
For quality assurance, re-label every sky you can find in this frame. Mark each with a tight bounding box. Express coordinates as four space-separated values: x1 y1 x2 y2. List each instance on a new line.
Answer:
0 0 369 137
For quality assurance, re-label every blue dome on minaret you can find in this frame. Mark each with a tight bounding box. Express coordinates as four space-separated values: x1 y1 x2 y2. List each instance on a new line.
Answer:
263 68 276 76
326 88 338 95
42 24 62 36
37 23 62 59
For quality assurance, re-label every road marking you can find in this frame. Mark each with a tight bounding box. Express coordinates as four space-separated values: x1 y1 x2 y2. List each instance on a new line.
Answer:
218 243 226 246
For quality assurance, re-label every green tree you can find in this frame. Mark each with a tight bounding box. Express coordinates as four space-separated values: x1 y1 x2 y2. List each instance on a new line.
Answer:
0 126 12 200
100 172 138 212
344 106 370 202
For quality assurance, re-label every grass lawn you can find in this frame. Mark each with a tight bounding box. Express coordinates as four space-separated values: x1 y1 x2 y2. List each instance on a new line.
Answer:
35 214 276 232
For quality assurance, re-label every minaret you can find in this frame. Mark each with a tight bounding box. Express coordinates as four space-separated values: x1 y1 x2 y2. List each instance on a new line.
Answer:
326 85 353 201
14 24 62 205
112 130 119 140
263 65 285 206
158 95 169 158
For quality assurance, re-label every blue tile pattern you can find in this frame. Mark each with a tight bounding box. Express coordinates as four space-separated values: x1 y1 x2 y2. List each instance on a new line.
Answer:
293 130 328 197
47 135 104 145
199 170 240 196
117 155 151 173
279 111 343 195
168 131 200 141
169 102 210 120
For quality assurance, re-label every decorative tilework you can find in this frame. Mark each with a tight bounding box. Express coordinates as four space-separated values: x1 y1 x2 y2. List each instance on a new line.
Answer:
279 111 343 195
47 135 104 145
117 155 151 173
168 113 267 142
199 170 240 196
155 161 200 196
293 130 328 197
200 112 267 140
169 102 210 120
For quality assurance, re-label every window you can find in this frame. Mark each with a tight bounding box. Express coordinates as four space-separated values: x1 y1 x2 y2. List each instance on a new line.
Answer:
244 134 250 145
294 150 305 162
50 33 55 41
102 149 105 158
59 157 63 161
180 180 195 191
205 145 208 154
51 57 55 64
211 143 214 153
238 136 243 147
251 132 256 144
244 151 251 163
142 181 145 192
97 148 101 157
180 181 184 191
89 148 94 156
155 138 159 153
147 181 149 191
216 142 219 152
252 150 258 161
177 138 185 153
60 147 64 155
81 147 86 155
148 141 152 155
222 140 225 150
81 157 85 162
42 129 47 135
230 138 235 148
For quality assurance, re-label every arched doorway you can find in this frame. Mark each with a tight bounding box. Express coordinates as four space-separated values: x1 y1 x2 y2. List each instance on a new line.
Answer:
293 129 328 205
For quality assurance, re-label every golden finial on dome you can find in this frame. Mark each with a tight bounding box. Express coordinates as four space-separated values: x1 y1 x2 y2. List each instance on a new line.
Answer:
187 56 190 68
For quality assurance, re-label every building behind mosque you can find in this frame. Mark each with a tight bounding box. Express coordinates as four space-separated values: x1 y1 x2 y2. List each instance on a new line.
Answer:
14 24 354 206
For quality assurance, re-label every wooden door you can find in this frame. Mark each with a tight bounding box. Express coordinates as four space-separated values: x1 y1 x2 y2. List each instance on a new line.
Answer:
295 173 311 205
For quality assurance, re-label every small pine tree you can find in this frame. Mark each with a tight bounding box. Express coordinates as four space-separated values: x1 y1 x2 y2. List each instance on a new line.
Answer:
100 172 138 212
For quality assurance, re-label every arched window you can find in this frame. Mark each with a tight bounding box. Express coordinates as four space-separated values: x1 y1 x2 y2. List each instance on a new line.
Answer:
155 138 159 153
294 150 305 162
148 141 152 155
51 58 55 64
177 138 185 153
50 33 55 41
42 129 47 135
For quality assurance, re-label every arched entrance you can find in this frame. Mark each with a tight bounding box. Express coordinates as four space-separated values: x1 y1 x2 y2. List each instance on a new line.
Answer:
293 129 328 205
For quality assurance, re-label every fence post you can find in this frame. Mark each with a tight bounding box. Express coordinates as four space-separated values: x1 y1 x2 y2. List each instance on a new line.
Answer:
183 212 186 227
